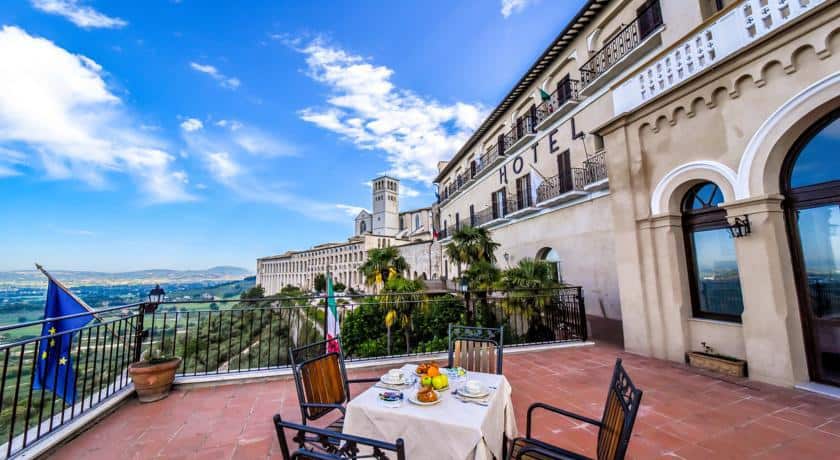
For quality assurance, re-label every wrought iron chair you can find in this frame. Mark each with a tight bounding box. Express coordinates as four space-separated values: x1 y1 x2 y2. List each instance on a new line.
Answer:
289 338 379 433
448 324 504 374
509 359 643 460
274 414 406 460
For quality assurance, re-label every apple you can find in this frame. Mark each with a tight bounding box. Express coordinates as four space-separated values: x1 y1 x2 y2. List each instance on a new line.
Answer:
421 375 433 387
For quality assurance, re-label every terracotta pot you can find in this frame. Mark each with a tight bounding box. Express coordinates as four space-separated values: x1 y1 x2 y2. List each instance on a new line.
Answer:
128 357 182 403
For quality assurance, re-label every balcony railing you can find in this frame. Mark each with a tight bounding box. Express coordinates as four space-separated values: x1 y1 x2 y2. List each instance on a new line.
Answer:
0 290 587 457
579 0 663 88
501 116 536 153
537 173 580 203
582 150 608 184
536 151 608 203
471 208 495 227
535 79 581 126
504 189 535 216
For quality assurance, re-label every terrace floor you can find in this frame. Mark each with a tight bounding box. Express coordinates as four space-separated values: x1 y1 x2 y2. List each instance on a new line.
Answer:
50 344 840 459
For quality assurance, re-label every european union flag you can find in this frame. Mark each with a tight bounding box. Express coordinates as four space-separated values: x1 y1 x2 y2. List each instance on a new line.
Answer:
32 280 93 404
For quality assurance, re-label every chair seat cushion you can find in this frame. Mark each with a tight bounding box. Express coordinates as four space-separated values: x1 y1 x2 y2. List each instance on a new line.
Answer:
510 437 592 460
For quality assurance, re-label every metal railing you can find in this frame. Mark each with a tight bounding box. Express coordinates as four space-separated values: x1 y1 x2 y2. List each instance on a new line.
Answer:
579 0 663 87
583 150 608 184
505 189 534 215
0 288 587 456
501 116 536 153
0 304 142 457
537 172 579 203
535 79 581 125
439 143 504 205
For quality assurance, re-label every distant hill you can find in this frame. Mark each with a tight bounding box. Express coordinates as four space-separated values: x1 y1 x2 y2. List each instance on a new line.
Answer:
0 266 253 287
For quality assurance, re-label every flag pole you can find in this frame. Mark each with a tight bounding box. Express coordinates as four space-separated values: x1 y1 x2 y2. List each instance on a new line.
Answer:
35 263 120 339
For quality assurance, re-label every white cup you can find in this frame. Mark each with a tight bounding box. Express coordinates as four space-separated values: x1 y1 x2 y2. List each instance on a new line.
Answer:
387 369 404 382
465 380 482 395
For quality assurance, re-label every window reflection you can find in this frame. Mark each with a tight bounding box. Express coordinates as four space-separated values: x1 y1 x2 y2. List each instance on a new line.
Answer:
690 228 745 317
797 206 840 319
790 119 840 189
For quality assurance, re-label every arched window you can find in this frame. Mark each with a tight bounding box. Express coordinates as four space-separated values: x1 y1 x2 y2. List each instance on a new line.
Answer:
682 181 744 321
783 112 840 385
536 247 563 283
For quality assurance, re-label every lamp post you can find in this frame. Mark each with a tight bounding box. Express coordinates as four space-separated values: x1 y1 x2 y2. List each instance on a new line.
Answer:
146 284 165 313
459 277 472 325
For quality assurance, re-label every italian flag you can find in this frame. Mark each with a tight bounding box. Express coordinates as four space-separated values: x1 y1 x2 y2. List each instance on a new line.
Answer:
326 273 341 353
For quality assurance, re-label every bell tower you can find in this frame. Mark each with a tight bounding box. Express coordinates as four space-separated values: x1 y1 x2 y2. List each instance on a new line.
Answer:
371 176 399 236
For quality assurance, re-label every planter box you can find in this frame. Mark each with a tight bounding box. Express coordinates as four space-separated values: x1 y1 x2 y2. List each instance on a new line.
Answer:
686 351 747 378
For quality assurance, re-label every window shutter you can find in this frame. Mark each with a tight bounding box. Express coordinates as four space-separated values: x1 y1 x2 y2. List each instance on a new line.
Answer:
491 192 498 219
516 177 524 209
558 151 571 193
525 174 532 206
498 134 506 156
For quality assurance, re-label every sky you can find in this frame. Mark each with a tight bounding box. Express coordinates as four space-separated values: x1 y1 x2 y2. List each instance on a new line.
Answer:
0 0 586 272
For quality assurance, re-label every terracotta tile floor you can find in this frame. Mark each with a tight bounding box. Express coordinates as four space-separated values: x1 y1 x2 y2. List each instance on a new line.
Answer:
50 344 840 459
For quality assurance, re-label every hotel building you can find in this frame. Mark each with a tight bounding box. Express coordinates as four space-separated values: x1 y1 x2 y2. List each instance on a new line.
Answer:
434 0 840 389
257 176 439 294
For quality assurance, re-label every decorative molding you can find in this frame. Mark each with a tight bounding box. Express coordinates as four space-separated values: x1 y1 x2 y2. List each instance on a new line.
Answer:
735 71 840 198
650 161 738 215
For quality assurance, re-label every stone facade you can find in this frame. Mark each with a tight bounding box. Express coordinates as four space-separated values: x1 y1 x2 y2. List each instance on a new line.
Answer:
257 175 437 294
434 0 840 387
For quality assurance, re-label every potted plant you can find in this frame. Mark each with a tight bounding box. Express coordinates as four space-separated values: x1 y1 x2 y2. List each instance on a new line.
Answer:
128 348 182 403
686 342 748 378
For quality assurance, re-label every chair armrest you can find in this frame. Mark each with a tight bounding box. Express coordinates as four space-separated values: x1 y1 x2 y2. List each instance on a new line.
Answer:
347 377 380 384
527 402 601 438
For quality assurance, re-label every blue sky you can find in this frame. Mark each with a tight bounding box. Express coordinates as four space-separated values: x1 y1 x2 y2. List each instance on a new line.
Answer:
0 0 584 272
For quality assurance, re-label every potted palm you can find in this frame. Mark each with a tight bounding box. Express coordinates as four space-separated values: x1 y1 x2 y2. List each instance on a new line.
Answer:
128 348 182 402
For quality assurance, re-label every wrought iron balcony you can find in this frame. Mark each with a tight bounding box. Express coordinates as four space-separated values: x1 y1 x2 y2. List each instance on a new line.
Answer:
535 79 581 127
582 150 608 187
504 189 538 219
536 173 582 204
471 207 495 227
579 0 663 88
500 116 536 154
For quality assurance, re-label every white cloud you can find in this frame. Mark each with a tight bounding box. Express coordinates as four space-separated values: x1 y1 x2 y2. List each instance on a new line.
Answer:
336 204 368 217
0 147 26 177
500 0 535 18
180 118 203 132
0 26 192 203
206 152 240 180
31 0 127 29
189 62 240 89
215 119 243 131
294 38 484 183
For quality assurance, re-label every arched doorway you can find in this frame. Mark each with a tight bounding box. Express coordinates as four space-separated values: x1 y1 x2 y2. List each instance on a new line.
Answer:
784 110 840 386
536 247 562 283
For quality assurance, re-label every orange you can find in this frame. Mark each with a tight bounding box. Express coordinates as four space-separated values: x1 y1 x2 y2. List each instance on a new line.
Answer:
427 366 440 377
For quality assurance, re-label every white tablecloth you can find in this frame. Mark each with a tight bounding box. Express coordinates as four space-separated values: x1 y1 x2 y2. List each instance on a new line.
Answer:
343 364 517 460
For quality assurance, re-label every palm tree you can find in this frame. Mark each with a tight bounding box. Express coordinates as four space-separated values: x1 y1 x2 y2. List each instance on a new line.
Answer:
381 276 425 354
500 258 561 340
445 226 501 277
462 260 502 325
359 247 408 293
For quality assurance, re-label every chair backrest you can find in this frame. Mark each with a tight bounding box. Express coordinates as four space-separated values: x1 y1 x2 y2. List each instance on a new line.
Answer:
596 359 643 460
289 339 350 422
274 414 406 460
448 325 504 374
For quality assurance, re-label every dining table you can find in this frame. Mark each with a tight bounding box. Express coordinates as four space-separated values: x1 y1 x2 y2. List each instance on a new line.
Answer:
342 363 518 460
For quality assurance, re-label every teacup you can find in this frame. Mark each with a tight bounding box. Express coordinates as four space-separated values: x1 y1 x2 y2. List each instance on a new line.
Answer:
465 380 482 395
386 369 404 383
